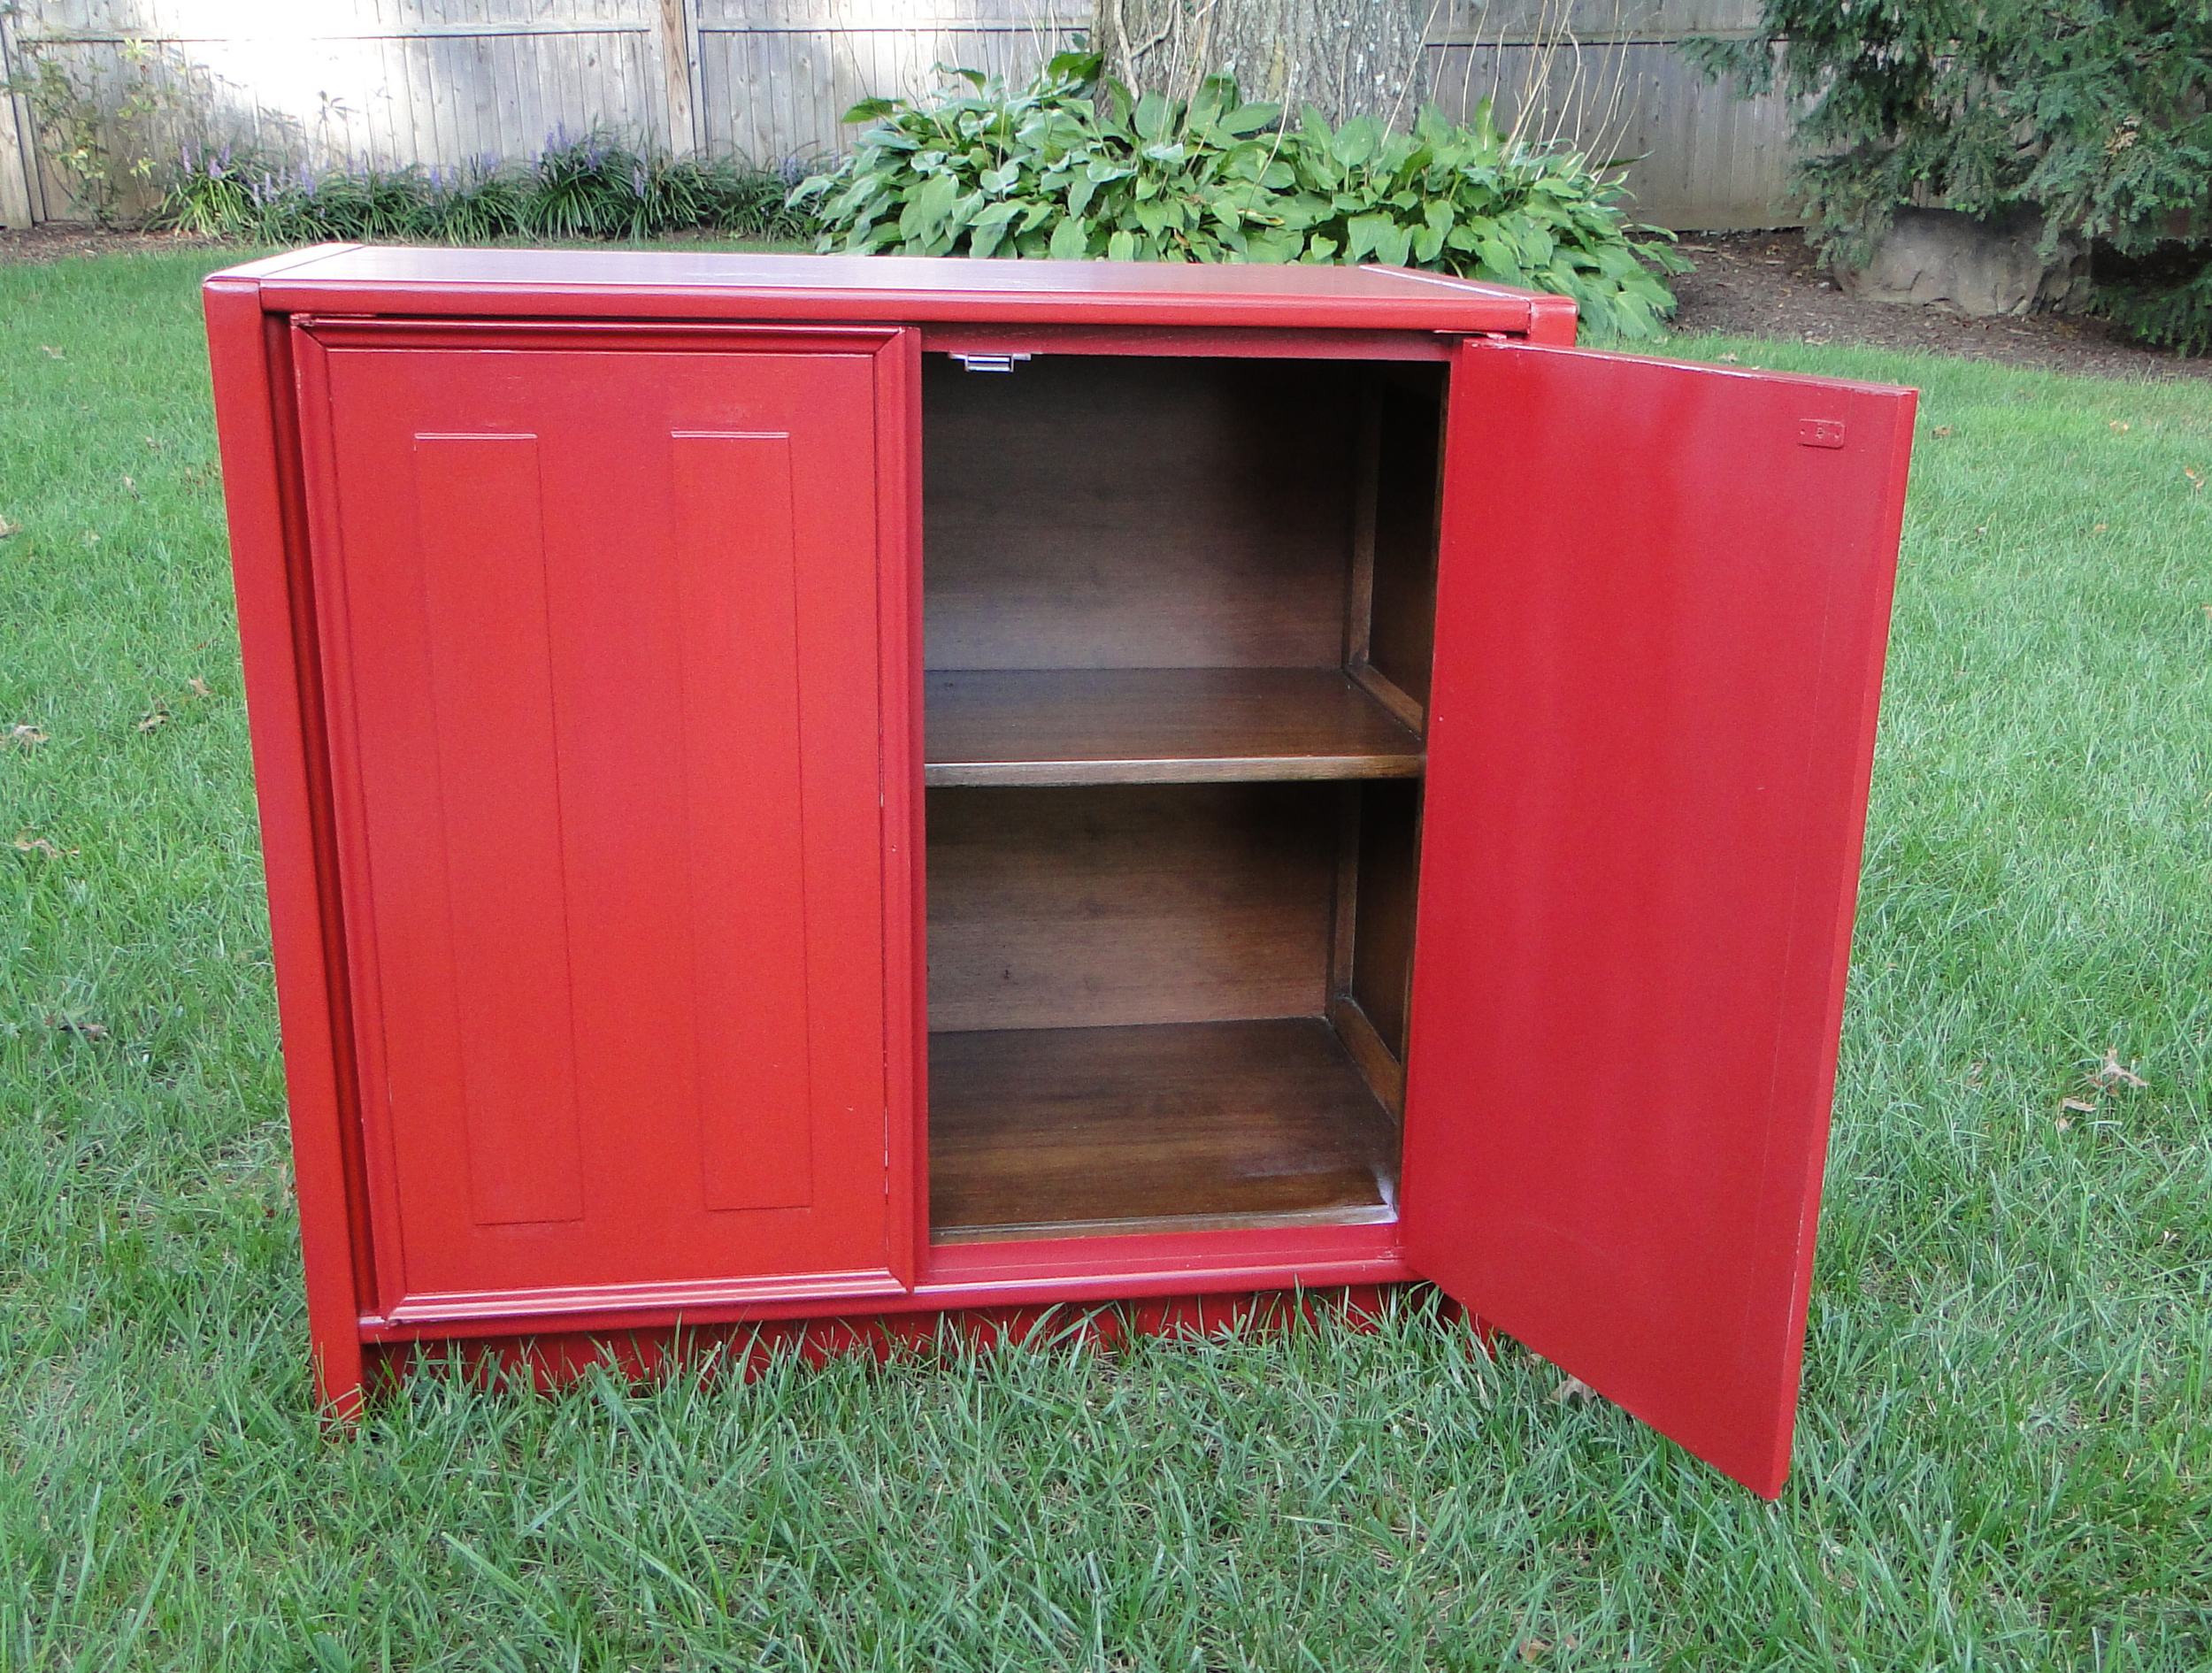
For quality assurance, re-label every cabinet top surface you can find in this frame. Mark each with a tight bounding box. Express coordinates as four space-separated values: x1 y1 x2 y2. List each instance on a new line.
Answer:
208 244 1555 333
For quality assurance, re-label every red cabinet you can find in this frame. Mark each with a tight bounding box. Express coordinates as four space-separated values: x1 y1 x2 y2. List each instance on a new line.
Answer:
205 248 1913 1496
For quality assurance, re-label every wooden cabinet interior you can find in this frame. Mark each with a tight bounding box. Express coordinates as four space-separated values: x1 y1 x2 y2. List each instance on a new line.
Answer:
922 352 1446 1242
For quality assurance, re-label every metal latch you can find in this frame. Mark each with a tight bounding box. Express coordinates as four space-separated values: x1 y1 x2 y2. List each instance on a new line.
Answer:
950 352 1033 372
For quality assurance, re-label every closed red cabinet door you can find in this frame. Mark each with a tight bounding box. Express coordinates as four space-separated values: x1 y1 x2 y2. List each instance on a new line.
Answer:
293 323 914 1324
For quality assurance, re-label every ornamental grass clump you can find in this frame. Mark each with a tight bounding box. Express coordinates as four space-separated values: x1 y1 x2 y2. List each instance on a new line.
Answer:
788 52 1686 340
155 132 815 245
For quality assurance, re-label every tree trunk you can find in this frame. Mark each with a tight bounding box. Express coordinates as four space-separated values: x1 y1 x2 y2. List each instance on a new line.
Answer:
1097 0 1439 128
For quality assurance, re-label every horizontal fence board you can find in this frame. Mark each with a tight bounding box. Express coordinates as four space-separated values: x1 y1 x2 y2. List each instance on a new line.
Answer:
3 0 1799 227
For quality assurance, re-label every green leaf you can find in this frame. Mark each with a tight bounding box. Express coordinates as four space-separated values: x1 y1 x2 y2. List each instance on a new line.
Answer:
1044 49 1104 86
1106 227 1139 261
841 98 899 125
1048 214 1090 259
1343 212 1392 263
896 170 959 242
1331 115 1381 168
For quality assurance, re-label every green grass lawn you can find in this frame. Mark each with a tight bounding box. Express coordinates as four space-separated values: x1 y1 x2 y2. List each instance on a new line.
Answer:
2 249 2208 1670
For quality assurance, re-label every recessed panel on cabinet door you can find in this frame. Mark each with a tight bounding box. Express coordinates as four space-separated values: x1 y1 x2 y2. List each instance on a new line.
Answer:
297 334 911 1317
1402 340 1914 1497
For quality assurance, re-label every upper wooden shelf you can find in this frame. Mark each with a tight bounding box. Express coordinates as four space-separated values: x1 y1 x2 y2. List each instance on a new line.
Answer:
924 667 1424 787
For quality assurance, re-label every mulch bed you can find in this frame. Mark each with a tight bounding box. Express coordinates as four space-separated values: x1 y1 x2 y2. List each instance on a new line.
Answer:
1669 228 2210 382
0 223 223 265
7 220 2206 381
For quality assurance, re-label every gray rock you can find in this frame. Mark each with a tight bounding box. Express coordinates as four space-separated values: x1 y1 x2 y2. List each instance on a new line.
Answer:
1839 207 2085 317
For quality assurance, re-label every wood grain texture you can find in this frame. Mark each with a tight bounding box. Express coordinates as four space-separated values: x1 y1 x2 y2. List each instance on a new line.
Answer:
923 355 1360 671
929 1018 1400 1239
926 783 1336 1033
924 667 1425 787
1363 374 1447 714
1350 779 1423 1057
1329 994 1406 1118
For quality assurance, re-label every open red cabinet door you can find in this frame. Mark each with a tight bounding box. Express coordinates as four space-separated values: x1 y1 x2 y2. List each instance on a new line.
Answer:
1401 340 1915 1495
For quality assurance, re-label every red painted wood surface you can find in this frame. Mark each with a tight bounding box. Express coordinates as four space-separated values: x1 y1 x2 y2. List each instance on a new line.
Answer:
368 1284 1419 1394
1402 340 1914 1497
204 281 372 1418
209 252 1915 1486
288 325 915 1322
349 1220 1413 1344
235 245 1550 335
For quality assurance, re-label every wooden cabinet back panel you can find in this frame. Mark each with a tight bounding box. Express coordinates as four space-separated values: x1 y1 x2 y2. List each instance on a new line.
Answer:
922 357 1360 671
926 783 1337 1034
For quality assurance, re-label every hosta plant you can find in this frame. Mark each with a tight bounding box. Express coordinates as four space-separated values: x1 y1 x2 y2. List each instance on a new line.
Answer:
789 53 1687 341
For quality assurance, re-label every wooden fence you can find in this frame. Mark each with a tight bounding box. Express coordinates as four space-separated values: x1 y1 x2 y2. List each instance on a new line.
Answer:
0 1 1795 231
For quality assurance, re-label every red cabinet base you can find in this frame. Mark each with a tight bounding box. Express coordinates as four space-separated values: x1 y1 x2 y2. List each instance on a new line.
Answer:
205 247 1913 1495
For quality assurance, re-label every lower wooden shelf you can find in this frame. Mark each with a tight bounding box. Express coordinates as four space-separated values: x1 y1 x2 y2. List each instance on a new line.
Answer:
924 667 1424 786
928 1017 1401 1243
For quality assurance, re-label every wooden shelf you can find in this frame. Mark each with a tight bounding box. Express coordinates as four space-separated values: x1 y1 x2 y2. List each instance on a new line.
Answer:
924 668 1423 787
929 1017 1400 1242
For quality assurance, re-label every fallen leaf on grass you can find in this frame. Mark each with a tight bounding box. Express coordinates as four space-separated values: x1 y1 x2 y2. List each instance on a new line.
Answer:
1548 1376 1597 1404
0 517 19 538
2187 468 2206 491
1932 425 1955 437
184 677 212 700
4 725 46 747
135 709 169 732
39 345 63 359
120 474 137 497
2110 420 2131 433
2093 1049 2148 1091
45 1015 108 1040
12 832 76 857
1518 1642 1549 1664
2093 522 2108 533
